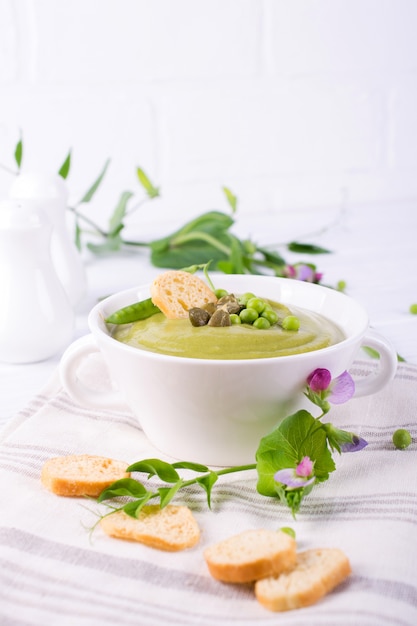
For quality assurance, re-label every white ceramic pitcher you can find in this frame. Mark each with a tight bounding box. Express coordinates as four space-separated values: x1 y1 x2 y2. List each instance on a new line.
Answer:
0 200 74 363
9 172 87 307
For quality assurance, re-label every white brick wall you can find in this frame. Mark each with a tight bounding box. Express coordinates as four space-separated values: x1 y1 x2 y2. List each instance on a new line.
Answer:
1 0 417 233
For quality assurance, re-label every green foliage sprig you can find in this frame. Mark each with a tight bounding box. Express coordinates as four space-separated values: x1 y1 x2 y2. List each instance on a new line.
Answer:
95 368 366 521
2 134 331 278
96 409 352 521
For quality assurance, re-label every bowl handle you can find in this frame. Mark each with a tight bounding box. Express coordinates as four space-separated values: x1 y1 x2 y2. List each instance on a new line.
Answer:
59 334 127 410
354 328 398 397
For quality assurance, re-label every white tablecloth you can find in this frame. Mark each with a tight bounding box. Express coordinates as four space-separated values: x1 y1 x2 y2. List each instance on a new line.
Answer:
0 204 416 625
0 358 416 625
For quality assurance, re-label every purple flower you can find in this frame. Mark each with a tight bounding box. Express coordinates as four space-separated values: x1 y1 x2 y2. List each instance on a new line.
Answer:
274 456 315 490
340 434 368 453
307 368 355 405
307 368 332 392
322 423 368 453
284 263 323 284
329 371 355 404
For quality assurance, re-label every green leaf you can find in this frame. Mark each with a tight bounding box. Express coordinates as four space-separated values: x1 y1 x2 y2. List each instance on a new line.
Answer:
256 410 336 498
58 150 71 179
123 494 153 518
108 190 134 236
227 234 245 274
256 246 286 267
287 242 331 255
74 221 82 251
87 234 122 254
78 158 110 204
222 186 237 213
136 167 160 198
196 472 218 508
275 481 314 517
150 239 227 269
150 211 234 269
158 480 184 508
362 345 380 359
152 211 234 248
14 133 23 169
97 478 148 502
127 458 180 483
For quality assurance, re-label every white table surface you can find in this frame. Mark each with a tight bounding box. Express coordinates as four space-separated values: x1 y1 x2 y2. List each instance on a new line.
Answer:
1 202 417 626
1 200 416 427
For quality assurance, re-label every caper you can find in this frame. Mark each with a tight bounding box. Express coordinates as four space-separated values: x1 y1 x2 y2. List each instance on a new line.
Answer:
202 302 217 315
189 307 211 327
217 293 241 314
208 309 231 327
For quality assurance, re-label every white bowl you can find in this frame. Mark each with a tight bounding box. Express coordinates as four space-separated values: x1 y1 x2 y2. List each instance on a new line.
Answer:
60 275 397 465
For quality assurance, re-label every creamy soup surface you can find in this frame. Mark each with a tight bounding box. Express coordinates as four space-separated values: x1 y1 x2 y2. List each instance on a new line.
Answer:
111 298 345 360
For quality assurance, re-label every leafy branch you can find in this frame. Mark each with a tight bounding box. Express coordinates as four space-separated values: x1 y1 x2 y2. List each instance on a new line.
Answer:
2 133 332 279
96 408 349 522
98 459 256 516
95 368 366 522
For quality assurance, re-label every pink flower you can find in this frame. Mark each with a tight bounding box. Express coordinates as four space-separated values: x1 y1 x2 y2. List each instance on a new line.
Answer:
274 456 315 490
307 368 332 392
284 263 323 284
295 456 314 476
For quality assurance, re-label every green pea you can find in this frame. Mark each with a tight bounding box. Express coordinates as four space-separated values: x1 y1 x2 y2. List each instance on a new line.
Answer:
282 315 300 331
230 313 241 325
246 297 267 314
253 317 271 329
105 298 160 324
214 288 229 299
409 303 417 315
239 308 259 324
392 428 412 449
238 292 256 307
261 309 278 325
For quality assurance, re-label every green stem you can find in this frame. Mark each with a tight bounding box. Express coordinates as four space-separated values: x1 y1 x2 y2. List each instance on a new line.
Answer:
120 239 151 248
180 463 257 489
68 205 108 237
124 196 148 216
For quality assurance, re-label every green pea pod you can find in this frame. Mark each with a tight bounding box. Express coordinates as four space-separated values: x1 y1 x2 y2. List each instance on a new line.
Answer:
105 297 160 324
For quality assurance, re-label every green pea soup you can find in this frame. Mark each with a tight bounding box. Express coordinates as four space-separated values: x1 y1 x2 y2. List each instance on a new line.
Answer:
111 298 345 360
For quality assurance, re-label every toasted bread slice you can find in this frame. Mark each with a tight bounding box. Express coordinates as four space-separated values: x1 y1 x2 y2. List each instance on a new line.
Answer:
255 548 351 611
41 454 130 497
150 270 217 319
204 529 297 583
100 505 200 551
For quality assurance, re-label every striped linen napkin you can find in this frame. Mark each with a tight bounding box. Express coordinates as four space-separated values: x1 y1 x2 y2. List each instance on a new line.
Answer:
0 359 416 626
